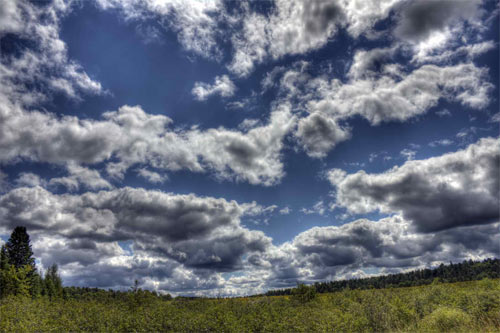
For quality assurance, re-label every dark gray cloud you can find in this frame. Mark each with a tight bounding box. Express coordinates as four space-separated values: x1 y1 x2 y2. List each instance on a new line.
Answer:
259 215 499 285
296 112 351 158
0 186 272 294
329 137 499 232
302 0 345 36
395 0 482 42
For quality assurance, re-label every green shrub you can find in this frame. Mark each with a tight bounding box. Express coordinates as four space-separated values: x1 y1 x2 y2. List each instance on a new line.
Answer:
291 283 317 303
420 306 473 332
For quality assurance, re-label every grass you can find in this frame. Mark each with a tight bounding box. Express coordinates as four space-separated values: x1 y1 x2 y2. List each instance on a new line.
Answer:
1 278 499 332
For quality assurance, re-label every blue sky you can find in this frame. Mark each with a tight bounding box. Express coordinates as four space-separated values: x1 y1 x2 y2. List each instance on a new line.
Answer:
0 0 498 296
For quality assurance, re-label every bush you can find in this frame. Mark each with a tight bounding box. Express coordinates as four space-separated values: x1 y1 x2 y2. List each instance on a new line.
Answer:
291 283 317 303
420 306 473 332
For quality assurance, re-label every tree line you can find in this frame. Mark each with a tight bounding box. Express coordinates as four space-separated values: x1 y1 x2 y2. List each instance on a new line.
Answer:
266 258 500 296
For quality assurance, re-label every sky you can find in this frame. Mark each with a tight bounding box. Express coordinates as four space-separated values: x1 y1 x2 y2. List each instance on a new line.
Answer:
0 0 498 296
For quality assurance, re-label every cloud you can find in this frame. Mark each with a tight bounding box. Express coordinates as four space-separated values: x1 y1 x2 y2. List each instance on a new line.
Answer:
436 109 451 117
429 139 454 147
192 75 236 101
96 0 225 59
136 168 167 184
279 207 291 215
489 113 500 123
1 184 498 294
307 62 493 125
347 47 396 80
0 0 104 105
296 112 351 158
394 0 486 62
0 170 8 192
394 0 482 43
301 200 326 216
15 172 46 188
276 60 492 157
0 186 271 293
0 101 296 186
415 41 496 64
400 148 416 161
328 137 499 232
264 215 500 283
228 0 346 76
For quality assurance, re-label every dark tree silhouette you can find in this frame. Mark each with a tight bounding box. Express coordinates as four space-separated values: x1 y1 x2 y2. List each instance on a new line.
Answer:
6 226 36 271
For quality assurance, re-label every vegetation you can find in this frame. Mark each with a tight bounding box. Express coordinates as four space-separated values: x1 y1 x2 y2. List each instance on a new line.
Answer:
267 258 500 296
1 226 499 332
1 279 499 332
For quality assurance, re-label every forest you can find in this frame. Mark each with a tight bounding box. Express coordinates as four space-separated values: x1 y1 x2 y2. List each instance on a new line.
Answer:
1 226 499 332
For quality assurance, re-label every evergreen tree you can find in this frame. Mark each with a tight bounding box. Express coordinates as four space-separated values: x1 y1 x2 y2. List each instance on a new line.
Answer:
44 264 63 299
6 226 36 271
0 264 32 298
0 245 8 270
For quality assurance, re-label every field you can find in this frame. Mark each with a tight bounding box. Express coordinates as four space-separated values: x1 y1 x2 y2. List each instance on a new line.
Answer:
1 279 499 332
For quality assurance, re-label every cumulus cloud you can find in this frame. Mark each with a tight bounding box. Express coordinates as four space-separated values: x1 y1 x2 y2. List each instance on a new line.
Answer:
136 168 167 184
192 75 236 101
276 59 492 157
307 62 493 125
262 215 500 284
15 172 46 188
394 0 486 61
229 0 347 76
0 101 296 186
328 137 499 232
1 184 498 294
394 0 482 43
49 163 113 191
0 186 271 293
296 112 351 158
347 47 396 80
0 0 104 105
228 0 412 76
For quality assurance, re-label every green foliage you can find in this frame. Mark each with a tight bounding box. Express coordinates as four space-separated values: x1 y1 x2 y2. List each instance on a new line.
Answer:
420 307 473 332
43 264 63 299
0 264 33 298
291 283 317 303
1 279 499 332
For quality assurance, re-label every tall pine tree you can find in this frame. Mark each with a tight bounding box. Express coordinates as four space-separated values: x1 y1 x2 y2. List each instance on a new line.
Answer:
6 226 36 271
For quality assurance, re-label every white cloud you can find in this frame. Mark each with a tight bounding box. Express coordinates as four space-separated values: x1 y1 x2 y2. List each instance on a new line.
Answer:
277 60 492 157
137 168 167 184
228 0 346 76
15 173 46 188
192 75 236 101
400 148 416 161
0 0 104 105
328 137 499 232
436 109 451 117
0 101 296 186
429 139 454 147
301 200 326 216
279 207 291 215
